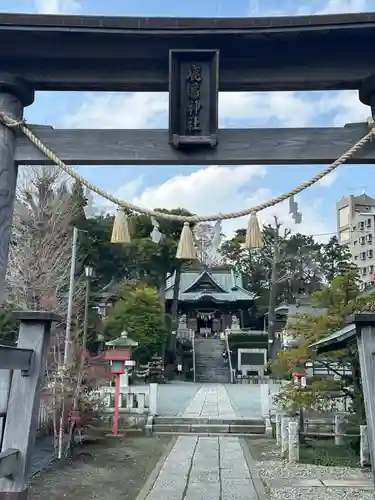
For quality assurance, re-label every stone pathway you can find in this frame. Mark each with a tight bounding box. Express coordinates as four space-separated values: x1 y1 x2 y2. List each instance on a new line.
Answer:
157 382 274 418
143 436 265 500
157 383 200 416
181 384 235 418
142 385 267 499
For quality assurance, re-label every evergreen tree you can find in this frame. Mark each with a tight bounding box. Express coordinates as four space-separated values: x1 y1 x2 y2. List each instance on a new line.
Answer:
70 181 87 228
321 236 357 282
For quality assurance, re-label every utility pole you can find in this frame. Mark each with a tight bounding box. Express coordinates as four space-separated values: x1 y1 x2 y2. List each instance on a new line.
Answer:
63 226 78 368
267 217 283 360
58 225 78 459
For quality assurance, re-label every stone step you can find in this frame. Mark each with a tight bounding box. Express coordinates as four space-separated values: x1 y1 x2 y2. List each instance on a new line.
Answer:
152 423 265 434
154 416 264 425
153 431 266 438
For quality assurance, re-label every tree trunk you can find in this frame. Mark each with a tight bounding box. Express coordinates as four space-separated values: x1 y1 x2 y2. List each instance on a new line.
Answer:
168 264 182 352
159 278 166 312
267 246 279 360
171 265 181 329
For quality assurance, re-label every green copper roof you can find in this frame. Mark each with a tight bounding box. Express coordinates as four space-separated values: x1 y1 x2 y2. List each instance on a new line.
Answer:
165 268 255 302
105 330 138 347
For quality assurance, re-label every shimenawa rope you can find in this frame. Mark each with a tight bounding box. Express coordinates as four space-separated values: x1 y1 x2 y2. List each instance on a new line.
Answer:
1 111 374 223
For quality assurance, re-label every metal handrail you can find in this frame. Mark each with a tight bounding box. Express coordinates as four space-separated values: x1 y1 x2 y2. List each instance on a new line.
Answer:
191 329 196 383
224 329 234 384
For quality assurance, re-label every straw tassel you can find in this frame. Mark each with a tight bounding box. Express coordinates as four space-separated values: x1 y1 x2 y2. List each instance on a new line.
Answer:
176 222 197 260
244 211 264 249
111 209 131 243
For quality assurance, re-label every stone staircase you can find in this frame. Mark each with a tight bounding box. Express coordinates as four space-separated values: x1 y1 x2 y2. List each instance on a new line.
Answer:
194 337 230 383
151 416 266 437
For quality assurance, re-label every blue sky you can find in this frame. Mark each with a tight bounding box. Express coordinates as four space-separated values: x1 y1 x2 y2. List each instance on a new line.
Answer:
5 0 375 239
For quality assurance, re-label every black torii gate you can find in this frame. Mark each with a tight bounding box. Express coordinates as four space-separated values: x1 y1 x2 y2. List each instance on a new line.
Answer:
0 11 375 497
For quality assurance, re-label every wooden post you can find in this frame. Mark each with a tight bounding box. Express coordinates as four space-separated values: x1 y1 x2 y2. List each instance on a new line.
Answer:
0 311 59 499
0 75 34 305
354 313 375 488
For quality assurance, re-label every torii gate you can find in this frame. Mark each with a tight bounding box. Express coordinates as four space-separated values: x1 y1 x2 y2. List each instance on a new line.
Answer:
0 11 375 497
1 12 375 297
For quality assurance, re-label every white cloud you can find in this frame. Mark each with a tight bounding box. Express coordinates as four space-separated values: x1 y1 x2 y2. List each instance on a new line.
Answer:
219 92 318 127
318 91 369 126
315 170 339 188
66 92 168 129
100 165 334 241
314 0 372 15
66 90 324 129
65 88 369 131
34 0 81 14
248 0 374 16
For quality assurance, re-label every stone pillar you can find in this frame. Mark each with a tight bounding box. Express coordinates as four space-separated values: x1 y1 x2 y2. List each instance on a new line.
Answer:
354 313 375 488
288 420 299 463
264 415 273 438
149 383 158 415
276 413 282 446
126 392 135 411
360 425 370 467
137 393 146 414
281 416 290 455
260 383 270 417
104 392 112 408
334 414 346 446
0 75 34 304
120 370 129 389
0 311 59 498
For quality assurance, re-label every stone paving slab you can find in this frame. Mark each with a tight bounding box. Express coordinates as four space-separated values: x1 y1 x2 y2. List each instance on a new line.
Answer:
265 477 374 489
321 479 373 488
182 384 236 418
143 435 263 500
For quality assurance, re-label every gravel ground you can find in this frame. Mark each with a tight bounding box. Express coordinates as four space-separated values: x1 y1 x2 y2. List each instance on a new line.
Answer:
265 487 374 500
247 438 374 500
28 435 171 500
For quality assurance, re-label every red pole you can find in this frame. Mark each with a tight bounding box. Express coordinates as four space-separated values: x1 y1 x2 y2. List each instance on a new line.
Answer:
112 373 120 435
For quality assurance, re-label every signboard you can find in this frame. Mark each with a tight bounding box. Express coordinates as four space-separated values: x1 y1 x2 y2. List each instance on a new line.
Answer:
169 49 219 148
241 352 265 366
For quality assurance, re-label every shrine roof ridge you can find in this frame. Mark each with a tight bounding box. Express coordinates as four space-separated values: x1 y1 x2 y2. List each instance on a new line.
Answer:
2 11 375 33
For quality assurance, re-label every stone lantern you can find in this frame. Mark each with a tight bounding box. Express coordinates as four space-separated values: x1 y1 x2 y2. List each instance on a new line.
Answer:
104 330 138 435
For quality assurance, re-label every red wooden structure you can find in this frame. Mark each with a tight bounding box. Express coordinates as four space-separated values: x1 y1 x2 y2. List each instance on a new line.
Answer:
104 348 131 435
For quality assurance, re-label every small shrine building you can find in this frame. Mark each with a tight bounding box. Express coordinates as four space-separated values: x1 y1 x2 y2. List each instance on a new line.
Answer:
165 266 255 335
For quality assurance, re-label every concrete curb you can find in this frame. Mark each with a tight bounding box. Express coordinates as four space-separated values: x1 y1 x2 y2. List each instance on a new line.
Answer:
134 436 177 500
240 438 269 500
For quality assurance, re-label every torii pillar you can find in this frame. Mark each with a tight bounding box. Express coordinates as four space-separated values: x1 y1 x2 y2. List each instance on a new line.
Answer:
0 74 34 304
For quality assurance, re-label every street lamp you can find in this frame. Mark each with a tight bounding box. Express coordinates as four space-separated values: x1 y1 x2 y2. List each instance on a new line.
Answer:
83 265 95 358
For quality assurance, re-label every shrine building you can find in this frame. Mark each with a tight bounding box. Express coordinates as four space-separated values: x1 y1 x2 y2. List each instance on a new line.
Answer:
165 265 255 335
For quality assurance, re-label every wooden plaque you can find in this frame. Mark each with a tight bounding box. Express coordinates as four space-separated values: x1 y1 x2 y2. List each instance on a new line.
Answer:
169 49 219 149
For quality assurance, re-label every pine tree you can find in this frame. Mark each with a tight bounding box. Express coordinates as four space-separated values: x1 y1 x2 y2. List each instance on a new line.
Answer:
321 236 357 282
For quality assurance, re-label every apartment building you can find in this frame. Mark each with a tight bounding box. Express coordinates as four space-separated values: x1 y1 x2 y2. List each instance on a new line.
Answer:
336 194 375 283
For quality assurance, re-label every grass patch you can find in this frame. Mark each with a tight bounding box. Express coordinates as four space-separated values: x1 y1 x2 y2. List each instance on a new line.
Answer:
299 440 359 467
